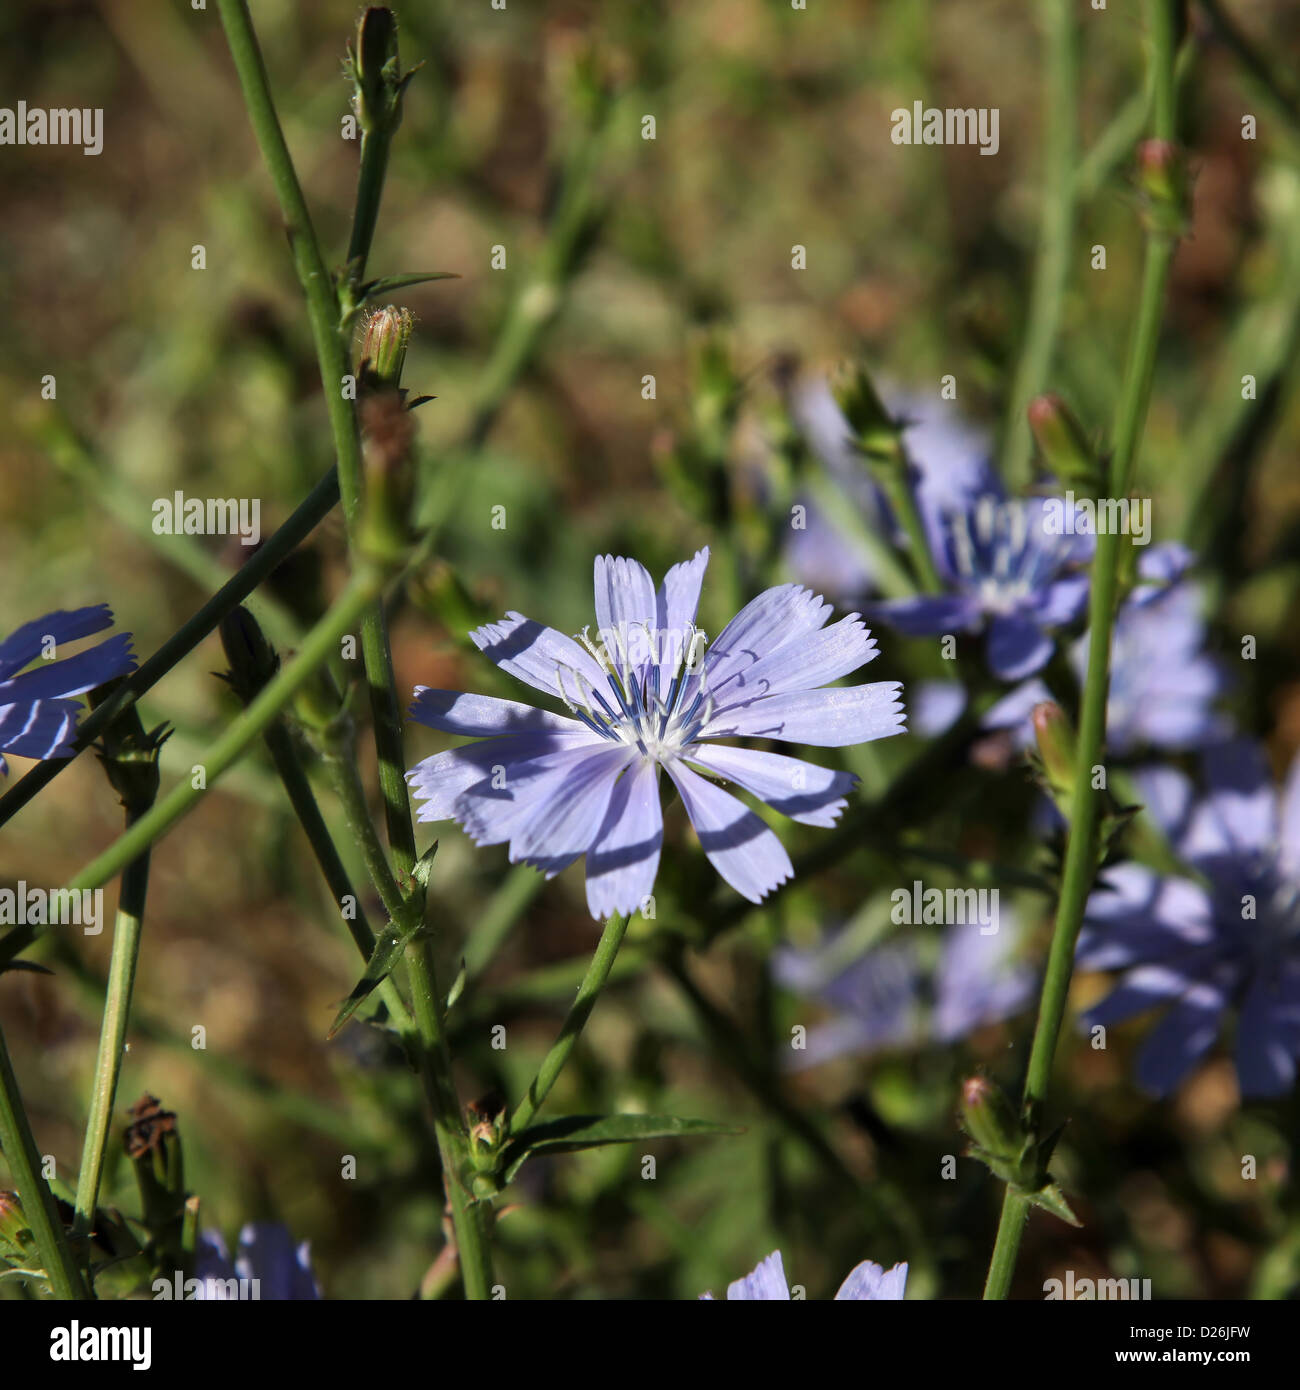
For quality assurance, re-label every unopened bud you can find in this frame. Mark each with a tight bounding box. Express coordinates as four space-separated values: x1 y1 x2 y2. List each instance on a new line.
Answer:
960 1075 1023 1165
349 7 406 134
831 362 899 462
1032 700 1077 805
218 606 280 706
1027 394 1100 493
359 305 414 390
1135 139 1190 237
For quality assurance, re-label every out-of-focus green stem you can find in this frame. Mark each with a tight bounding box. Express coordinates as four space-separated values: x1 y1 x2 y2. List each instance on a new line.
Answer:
0 466 340 841
215 0 417 885
62 569 387 899
0 1021 88 1298
71 847 152 1252
983 0 1181 1301
510 912 630 1135
1002 0 1078 489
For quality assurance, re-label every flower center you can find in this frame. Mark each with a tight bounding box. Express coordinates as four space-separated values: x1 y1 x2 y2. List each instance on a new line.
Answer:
553 621 713 761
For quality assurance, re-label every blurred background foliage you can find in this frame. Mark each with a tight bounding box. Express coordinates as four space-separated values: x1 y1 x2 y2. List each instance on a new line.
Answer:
1 0 1300 1298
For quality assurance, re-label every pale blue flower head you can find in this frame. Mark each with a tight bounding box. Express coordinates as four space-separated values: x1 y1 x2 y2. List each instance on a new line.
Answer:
786 379 995 603
982 545 1230 754
874 493 1092 682
0 605 136 773
408 549 905 918
774 914 1034 1068
1077 741 1300 1097
701 1248 908 1300
195 1222 321 1300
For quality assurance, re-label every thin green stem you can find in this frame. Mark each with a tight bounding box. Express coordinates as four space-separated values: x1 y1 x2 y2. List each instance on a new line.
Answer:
259 713 416 1036
1002 0 1078 489
346 125 393 284
0 1020 88 1298
0 467 340 837
215 0 416 882
63 569 386 900
71 845 152 1253
510 912 630 1135
983 0 1181 1301
405 939 495 1299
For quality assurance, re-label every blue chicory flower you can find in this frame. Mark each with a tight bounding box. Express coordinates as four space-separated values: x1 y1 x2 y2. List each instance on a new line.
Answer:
773 915 1035 1068
0 605 136 774
873 493 1093 682
981 546 1230 755
195 1222 321 1299
407 549 905 918
1076 742 1300 1097
701 1248 908 1300
785 379 996 603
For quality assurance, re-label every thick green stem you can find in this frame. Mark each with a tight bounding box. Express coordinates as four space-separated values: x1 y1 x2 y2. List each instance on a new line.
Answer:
983 0 1180 1301
1002 0 1078 489
510 912 630 1135
0 1021 88 1298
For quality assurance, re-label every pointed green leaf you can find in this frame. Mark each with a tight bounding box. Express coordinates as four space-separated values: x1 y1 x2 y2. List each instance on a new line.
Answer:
327 911 424 1038
360 272 460 299
501 1113 742 1182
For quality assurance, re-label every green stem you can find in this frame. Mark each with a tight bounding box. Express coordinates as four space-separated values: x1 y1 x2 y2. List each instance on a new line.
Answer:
62 569 386 900
1002 0 1078 489
0 1021 88 1298
983 0 1180 1301
259 713 416 1037
71 844 152 1254
346 124 393 285
215 0 416 882
0 467 340 836
405 938 495 1299
510 912 630 1135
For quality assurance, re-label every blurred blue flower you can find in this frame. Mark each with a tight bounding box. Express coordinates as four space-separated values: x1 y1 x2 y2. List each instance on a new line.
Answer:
408 550 905 917
874 494 1092 682
1077 742 1300 1097
982 547 1230 755
773 914 1035 1068
786 379 995 603
701 1248 908 1300
0 605 135 774
195 1222 321 1299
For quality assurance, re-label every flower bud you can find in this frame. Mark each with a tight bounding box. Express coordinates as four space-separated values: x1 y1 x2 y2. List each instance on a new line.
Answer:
349 7 405 134
959 1075 1023 1165
359 305 414 390
831 362 899 463
0 1190 33 1264
1027 394 1100 494
218 605 280 706
1032 700 1077 804
1135 139 1190 237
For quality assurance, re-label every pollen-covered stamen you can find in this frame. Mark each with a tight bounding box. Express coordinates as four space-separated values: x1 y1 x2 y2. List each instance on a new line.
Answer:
555 662 618 742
